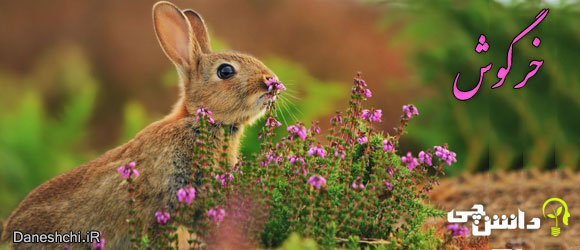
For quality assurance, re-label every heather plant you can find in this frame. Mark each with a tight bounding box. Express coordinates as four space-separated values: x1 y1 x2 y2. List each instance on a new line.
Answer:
111 73 463 250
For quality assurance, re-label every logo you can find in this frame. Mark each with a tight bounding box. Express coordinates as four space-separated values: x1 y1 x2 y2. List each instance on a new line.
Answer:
542 198 570 237
448 198 570 237
448 204 540 236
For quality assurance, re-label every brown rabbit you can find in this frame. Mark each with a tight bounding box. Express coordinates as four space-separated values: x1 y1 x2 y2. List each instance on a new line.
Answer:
0 1 276 249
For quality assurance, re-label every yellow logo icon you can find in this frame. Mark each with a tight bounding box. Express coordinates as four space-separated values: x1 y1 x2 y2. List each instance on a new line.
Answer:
542 198 570 237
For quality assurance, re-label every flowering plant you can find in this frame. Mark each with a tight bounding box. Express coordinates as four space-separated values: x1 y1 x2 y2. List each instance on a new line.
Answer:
110 74 463 250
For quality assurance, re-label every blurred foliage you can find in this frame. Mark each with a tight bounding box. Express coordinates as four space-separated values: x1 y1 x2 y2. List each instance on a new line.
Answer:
380 0 580 173
276 233 318 250
0 46 98 218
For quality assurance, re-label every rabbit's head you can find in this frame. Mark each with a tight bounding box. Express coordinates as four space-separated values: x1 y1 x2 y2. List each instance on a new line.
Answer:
153 1 277 125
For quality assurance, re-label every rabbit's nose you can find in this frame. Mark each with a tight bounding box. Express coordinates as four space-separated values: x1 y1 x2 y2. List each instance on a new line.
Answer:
263 75 275 83
262 75 276 90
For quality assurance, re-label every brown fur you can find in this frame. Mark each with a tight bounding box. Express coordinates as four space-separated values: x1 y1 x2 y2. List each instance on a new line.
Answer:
0 1 275 249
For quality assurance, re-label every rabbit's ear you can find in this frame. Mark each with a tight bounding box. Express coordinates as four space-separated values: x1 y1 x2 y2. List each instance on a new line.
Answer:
183 10 211 53
153 2 201 69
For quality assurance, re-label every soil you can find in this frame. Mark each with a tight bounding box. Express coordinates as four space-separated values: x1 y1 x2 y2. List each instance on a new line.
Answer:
430 169 580 250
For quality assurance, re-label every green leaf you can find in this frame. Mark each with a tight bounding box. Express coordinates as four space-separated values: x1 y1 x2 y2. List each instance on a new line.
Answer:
556 206 563 216
547 214 556 219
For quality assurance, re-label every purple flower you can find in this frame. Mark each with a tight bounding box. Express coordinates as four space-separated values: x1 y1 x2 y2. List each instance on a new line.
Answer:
287 124 307 140
307 145 326 158
333 149 345 160
196 107 215 124
155 210 171 225
387 166 394 178
418 151 433 166
64 245 70 250
372 109 382 122
356 135 368 145
307 175 327 190
383 180 393 191
330 112 343 125
364 89 372 98
256 179 265 188
287 155 305 165
355 78 367 87
434 146 457 166
265 117 282 128
401 152 419 171
402 104 419 119
177 186 196 205
383 139 395 153
295 167 308 176
267 152 282 164
351 176 365 190
361 109 382 122
208 207 226 222
265 77 287 91
117 162 139 179
308 122 321 135
93 233 105 250
215 174 233 187
448 224 469 236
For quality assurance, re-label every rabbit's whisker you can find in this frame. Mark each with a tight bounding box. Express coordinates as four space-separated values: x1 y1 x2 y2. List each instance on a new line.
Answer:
278 96 300 123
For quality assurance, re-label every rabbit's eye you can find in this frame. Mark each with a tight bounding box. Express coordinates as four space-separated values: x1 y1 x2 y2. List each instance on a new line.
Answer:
217 64 236 80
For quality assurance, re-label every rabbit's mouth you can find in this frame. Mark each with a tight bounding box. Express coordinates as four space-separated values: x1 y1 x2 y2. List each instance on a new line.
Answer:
259 92 277 102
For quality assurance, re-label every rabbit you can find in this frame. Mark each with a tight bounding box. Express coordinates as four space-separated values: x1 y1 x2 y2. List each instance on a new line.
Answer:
0 1 277 249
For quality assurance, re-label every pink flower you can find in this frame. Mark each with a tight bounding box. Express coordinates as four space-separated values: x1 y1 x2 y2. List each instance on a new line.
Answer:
195 107 215 124
263 150 282 167
287 124 307 140
265 117 282 128
295 167 308 176
448 224 469 236
307 145 326 158
330 112 343 125
265 77 287 91
215 174 233 187
177 186 196 205
372 109 382 122
307 175 327 190
355 78 367 87
64 245 70 250
434 146 457 166
361 109 370 119
117 162 139 179
287 155 305 165
93 233 105 250
364 89 372 98
308 121 321 135
196 108 213 116
383 139 395 153
333 149 345 160
401 152 419 171
155 210 170 224
418 151 433 166
208 207 226 222
351 176 365 190
361 109 382 122
383 180 393 191
356 135 368 145
402 104 419 119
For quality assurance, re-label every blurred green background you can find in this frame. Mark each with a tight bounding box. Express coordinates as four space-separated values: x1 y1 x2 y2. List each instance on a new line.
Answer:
0 0 578 220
